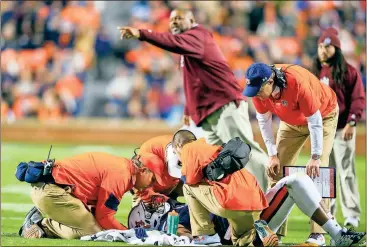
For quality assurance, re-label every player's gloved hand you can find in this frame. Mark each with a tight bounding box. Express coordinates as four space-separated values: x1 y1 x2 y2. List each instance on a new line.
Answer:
134 227 148 239
137 189 169 204
267 155 281 180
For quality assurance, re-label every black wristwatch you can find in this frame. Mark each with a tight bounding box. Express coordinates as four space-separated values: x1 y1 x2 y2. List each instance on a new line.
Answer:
312 154 321 160
348 120 356 127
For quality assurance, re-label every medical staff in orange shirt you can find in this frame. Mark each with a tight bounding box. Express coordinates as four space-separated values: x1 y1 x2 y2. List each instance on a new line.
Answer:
18 152 160 240
171 130 270 246
243 63 338 245
131 135 183 205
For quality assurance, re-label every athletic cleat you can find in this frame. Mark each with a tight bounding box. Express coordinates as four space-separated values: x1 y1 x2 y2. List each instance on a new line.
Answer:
305 233 326 246
193 233 222 246
332 227 366 246
254 220 279 246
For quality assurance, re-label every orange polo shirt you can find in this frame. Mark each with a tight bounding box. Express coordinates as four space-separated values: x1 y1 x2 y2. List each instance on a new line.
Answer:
252 64 337 126
181 138 268 211
137 135 180 198
52 152 134 230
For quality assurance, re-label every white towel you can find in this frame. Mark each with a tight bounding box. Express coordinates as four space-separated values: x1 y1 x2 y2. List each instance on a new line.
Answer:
81 229 204 246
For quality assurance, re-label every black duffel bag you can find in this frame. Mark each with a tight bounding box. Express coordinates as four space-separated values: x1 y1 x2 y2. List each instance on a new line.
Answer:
203 137 251 181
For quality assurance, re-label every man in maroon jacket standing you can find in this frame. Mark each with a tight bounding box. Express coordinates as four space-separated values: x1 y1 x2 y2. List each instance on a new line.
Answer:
118 8 269 193
311 28 365 234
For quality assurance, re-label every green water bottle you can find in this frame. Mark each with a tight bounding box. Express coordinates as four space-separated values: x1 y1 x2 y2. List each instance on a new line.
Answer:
167 210 179 235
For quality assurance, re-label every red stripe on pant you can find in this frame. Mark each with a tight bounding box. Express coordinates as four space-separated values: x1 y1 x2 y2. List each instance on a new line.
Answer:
261 186 289 222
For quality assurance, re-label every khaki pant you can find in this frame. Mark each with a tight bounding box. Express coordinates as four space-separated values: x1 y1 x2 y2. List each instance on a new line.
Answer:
30 183 102 239
274 107 338 236
330 129 361 218
183 184 261 246
201 101 269 193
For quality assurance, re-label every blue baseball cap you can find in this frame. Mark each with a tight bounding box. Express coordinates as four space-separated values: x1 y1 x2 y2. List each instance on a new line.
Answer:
243 63 272 97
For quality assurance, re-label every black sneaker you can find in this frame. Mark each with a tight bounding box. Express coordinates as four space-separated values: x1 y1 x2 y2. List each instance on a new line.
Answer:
332 227 366 246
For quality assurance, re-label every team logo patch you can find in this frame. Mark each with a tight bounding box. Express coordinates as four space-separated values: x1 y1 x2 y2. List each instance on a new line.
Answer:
323 37 331 45
246 79 251 85
320 77 329 86
281 100 288 107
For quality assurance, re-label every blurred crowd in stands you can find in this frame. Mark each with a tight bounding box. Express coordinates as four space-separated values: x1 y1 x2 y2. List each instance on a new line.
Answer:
1 1 366 125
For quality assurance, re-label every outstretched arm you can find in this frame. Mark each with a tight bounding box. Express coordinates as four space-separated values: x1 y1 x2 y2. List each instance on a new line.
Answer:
118 26 204 59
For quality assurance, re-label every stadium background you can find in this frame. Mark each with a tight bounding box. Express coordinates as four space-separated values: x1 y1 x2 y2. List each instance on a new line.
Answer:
1 1 366 246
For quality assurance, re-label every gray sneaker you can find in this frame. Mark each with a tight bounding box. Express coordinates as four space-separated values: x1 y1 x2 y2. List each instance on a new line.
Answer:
19 206 43 237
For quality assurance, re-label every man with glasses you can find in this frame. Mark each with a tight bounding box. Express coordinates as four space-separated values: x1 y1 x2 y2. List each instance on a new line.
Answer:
243 63 339 246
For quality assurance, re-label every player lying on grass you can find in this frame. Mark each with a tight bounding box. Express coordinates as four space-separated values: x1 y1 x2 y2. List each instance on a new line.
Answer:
127 196 233 245
15 151 161 239
171 129 366 246
82 172 365 246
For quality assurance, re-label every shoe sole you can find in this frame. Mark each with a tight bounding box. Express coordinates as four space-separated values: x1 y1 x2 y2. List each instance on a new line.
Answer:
23 225 43 239
19 206 38 236
254 220 279 247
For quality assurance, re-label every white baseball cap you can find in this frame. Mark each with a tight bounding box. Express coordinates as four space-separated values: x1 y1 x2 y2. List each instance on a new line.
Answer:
165 143 182 178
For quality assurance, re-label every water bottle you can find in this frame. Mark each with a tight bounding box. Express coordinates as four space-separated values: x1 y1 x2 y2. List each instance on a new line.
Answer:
167 210 179 235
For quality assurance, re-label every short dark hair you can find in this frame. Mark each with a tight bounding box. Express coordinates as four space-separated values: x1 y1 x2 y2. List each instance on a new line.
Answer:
172 129 197 148
172 8 196 22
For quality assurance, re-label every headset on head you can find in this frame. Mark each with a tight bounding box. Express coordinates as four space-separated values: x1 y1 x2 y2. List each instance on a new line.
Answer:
131 147 144 169
269 64 294 90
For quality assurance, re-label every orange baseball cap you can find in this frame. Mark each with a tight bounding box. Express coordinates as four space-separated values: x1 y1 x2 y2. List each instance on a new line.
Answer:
137 152 166 186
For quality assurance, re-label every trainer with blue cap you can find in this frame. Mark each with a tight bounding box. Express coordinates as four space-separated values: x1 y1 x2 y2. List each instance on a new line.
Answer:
244 62 339 245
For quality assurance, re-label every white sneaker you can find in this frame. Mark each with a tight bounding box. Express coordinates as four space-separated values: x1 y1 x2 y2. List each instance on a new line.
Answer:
305 233 326 246
344 217 359 228
193 233 222 246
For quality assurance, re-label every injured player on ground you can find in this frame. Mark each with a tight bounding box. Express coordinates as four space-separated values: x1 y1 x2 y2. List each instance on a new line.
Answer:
78 173 365 246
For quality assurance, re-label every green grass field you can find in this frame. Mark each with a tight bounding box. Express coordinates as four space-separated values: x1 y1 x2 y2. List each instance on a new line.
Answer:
1 142 365 246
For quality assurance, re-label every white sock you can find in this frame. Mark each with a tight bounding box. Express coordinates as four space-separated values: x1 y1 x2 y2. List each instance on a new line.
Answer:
322 218 342 239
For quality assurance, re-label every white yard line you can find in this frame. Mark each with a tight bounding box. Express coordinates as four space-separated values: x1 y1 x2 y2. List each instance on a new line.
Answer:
1 203 34 213
2 184 31 196
2 216 24 221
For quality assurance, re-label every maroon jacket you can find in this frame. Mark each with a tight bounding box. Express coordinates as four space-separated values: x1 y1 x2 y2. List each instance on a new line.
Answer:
319 63 365 129
139 25 244 126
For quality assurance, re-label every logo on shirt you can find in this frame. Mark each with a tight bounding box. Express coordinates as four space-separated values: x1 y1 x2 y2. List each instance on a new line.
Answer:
281 100 288 107
320 76 329 86
180 55 184 68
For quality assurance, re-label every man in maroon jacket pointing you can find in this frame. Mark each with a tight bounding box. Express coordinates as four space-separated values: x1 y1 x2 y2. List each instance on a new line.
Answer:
118 8 269 192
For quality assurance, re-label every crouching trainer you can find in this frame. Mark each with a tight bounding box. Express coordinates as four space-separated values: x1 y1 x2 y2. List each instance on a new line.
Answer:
16 151 160 239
